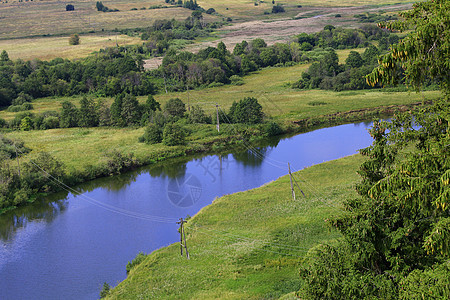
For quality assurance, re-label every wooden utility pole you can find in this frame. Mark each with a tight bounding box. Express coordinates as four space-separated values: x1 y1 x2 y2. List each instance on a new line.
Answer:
288 163 295 200
177 218 190 259
216 104 220 132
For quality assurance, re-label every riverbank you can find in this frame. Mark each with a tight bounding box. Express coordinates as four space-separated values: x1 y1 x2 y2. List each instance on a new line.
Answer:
0 97 435 214
105 153 364 299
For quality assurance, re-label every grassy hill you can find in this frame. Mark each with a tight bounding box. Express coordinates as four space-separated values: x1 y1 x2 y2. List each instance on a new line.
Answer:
105 154 364 299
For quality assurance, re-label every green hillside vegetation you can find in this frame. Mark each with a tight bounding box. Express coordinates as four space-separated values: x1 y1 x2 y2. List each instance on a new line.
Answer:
105 154 365 299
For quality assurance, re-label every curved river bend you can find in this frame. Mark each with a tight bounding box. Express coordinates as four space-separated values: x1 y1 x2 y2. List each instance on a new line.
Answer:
1 121 375 300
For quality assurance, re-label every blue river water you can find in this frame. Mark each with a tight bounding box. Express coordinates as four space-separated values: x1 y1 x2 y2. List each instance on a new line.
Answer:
0 121 375 300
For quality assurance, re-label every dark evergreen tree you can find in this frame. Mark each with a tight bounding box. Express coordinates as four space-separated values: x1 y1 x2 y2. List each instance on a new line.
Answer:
59 101 79 128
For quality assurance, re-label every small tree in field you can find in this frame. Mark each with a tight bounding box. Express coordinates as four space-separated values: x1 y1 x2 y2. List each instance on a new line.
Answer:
66 4 74 11
69 34 80 45
163 98 186 118
229 97 263 124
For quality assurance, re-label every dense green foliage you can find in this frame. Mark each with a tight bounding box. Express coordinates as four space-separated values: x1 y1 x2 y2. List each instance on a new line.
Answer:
299 0 450 297
162 123 186 146
292 46 381 91
155 25 397 92
126 252 147 274
228 97 264 124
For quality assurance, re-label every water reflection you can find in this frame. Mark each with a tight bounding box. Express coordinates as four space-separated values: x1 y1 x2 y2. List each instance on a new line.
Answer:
0 194 69 242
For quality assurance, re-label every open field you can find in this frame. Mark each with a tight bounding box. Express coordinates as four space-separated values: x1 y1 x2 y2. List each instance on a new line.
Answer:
0 34 142 61
106 154 364 298
0 0 211 39
1 61 440 172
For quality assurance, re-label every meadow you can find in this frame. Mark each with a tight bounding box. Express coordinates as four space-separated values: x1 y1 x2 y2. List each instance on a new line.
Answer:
106 154 365 298
1 57 440 172
0 34 142 61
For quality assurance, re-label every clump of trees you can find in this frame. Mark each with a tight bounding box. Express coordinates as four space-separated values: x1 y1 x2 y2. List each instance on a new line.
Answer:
96 1 118 12
292 46 381 91
299 0 450 298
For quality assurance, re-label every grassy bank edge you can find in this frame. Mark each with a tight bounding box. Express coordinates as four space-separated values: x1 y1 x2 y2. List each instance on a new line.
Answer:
0 100 431 214
106 153 366 299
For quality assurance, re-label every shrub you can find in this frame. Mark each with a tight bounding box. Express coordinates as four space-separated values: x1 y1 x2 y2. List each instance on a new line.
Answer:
264 122 283 137
188 105 210 124
229 97 264 124
126 252 147 274
163 123 186 146
66 4 74 11
163 98 186 118
20 116 33 131
12 92 33 106
206 8 215 14
102 150 138 175
42 116 60 129
230 75 244 86
139 123 163 144
69 34 80 45
272 5 285 13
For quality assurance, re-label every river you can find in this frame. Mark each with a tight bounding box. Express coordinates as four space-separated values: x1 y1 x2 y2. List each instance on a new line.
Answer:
0 121 375 300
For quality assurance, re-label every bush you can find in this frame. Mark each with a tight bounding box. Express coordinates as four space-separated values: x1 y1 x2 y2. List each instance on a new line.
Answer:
206 8 215 14
163 98 186 118
69 34 80 45
126 252 147 274
12 92 33 106
229 97 264 124
7 104 33 112
264 122 283 137
230 75 244 86
102 150 138 175
42 116 60 130
188 105 210 124
163 123 187 146
66 4 74 11
139 123 163 144
272 5 285 13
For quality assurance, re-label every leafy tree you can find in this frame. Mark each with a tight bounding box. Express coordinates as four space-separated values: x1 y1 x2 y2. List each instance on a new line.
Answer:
66 4 74 11
12 92 33 106
345 50 364 69
188 105 210 123
163 98 186 118
229 97 263 124
60 101 79 128
69 34 80 46
22 152 65 192
78 97 99 127
162 123 187 146
300 0 450 298
139 123 163 144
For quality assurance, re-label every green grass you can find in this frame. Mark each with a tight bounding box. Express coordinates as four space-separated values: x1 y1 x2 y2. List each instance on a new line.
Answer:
0 34 142 61
0 54 441 173
0 0 211 39
154 62 440 122
106 154 365 299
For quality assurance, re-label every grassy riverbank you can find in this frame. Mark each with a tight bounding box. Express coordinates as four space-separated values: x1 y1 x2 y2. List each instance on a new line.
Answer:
106 154 364 299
